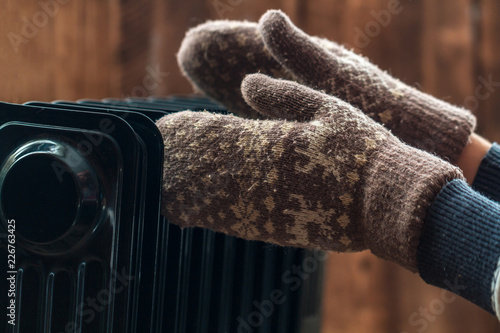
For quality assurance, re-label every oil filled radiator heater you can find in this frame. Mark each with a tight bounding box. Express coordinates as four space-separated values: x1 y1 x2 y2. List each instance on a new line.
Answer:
0 97 324 333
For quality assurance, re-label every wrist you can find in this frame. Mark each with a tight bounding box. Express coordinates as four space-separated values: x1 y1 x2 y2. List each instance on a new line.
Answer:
456 133 491 185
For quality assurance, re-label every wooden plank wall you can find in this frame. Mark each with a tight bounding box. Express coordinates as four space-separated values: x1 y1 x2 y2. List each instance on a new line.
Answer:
2 1 500 332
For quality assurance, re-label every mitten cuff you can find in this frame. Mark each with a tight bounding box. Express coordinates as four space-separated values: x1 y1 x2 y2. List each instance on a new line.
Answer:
364 142 464 271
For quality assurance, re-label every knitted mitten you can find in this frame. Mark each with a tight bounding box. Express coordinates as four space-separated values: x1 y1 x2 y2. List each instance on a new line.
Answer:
177 11 476 163
259 10 476 163
156 74 463 271
177 20 295 119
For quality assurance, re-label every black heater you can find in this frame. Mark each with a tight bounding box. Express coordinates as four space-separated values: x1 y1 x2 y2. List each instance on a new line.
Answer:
0 97 324 333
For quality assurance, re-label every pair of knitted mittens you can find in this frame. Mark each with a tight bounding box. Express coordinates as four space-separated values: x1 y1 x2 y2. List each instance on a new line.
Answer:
156 10 475 271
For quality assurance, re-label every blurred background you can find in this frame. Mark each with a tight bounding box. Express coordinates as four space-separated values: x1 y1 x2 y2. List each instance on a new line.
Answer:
2 0 500 332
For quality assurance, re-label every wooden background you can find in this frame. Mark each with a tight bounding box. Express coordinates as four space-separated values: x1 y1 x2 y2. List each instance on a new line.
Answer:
2 0 500 332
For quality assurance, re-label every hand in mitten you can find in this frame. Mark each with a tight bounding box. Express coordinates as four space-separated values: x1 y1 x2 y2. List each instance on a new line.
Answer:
156 74 463 271
177 20 295 119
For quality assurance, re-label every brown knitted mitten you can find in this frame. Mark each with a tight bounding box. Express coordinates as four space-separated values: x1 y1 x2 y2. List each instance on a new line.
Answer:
259 10 476 163
177 20 295 119
156 74 463 271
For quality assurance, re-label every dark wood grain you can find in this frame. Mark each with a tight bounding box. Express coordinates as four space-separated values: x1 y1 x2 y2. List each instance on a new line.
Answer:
0 0 122 103
1 1 500 332
477 0 500 142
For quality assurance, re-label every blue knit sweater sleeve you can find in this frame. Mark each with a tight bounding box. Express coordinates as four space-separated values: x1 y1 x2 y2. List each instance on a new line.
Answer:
417 179 500 318
473 143 500 202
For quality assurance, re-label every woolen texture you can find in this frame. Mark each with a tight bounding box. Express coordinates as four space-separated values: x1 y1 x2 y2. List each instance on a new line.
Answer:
177 10 476 164
259 10 476 163
177 20 295 119
472 143 500 202
418 179 500 314
157 74 463 271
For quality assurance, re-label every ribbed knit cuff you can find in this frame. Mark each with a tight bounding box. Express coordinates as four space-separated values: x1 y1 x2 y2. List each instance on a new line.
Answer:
364 142 464 272
417 179 500 316
472 143 500 202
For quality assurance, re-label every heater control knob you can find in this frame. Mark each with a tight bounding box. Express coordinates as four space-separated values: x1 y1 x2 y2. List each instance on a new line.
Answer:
0 139 101 247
